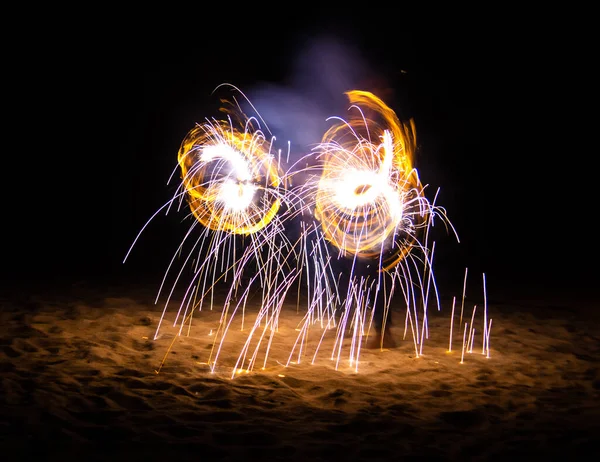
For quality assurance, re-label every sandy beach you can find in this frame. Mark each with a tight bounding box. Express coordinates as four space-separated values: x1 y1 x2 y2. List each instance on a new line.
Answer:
1 279 598 461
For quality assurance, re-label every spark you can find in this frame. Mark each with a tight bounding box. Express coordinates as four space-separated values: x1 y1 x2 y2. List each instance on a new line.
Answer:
312 90 428 269
292 90 457 365
124 85 490 377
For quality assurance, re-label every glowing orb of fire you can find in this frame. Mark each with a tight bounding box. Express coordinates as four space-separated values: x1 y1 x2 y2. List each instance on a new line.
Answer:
177 112 283 235
314 90 427 270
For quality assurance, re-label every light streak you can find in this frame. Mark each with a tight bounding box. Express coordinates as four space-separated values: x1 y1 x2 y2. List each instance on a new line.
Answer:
124 85 490 377
449 296 456 352
312 90 429 270
177 109 283 235
461 323 468 364
482 272 488 355
300 91 458 363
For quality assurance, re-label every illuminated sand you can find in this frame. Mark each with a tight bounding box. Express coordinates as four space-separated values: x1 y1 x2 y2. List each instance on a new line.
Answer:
1 285 599 460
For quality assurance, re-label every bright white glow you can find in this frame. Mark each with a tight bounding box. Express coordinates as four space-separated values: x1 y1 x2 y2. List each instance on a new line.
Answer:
200 144 252 182
324 168 403 220
200 144 256 211
331 169 380 208
218 179 257 211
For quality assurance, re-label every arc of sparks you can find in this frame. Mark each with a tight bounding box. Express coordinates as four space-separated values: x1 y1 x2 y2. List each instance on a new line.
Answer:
313 90 428 271
177 104 285 235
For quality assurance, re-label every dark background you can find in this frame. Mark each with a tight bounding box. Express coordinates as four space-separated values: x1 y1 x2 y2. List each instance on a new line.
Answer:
7 7 594 304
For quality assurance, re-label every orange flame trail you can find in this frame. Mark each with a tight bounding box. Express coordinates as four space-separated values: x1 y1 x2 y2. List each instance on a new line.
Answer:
314 90 428 271
177 102 284 235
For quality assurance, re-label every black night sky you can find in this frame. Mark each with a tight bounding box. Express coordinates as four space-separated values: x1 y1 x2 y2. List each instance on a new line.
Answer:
8 7 594 304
